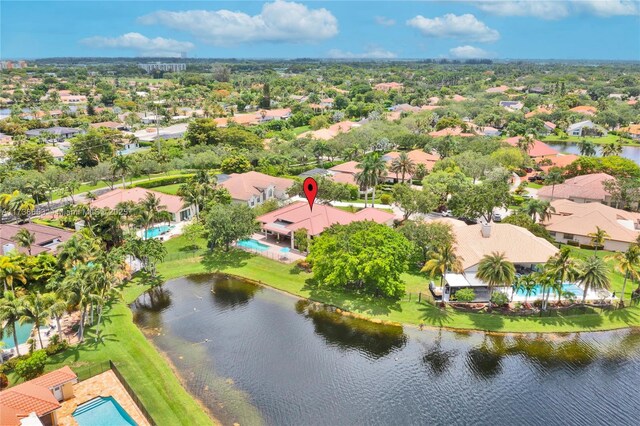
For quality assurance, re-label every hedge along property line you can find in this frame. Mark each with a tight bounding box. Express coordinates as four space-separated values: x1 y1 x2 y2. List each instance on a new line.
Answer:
130 174 195 189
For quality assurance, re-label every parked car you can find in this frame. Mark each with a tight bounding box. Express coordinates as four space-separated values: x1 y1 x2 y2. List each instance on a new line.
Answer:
458 216 478 225
528 175 544 182
492 212 503 222
441 209 453 217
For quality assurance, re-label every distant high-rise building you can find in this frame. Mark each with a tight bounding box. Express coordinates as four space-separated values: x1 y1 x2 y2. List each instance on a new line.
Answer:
138 62 186 73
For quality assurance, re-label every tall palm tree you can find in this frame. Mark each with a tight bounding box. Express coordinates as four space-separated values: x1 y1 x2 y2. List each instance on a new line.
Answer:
110 155 132 188
19 291 50 350
601 141 622 157
12 229 35 256
606 245 640 307
61 265 99 342
57 232 100 270
545 167 564 200
0 256 27 294
0 191 18 224
520 275 538 305
544 247 581 309
390 152 416 183
354 171 372 207
8 193 35 223
361 152 387 208
578 256 610 303
421 243 463 289
0 292 24 356
579 140 597 157
519 199 555 223
517 135 535 154
587 226 610 254
476 252 516 311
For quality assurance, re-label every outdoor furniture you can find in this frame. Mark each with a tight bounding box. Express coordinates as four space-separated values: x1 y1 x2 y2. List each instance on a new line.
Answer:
279 247 290 261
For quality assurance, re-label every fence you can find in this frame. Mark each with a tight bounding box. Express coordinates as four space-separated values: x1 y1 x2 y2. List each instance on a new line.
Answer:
72 361 112 381
109 360 158 426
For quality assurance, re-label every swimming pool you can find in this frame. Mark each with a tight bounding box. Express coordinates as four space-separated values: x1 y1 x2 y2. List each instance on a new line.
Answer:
237 239 270 252
1 321 33 349
72 396 137 426
144 224 173 239
515 283 583 298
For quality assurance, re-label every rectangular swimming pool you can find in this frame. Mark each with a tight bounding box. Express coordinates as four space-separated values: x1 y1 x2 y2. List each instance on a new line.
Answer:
237 239 270 252
73 396 137 426
515 283 583 298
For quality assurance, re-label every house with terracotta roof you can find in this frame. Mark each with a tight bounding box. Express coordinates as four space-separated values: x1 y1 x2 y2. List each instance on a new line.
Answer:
505 136 559 157
543 200 640 251
440 222 559 302
542 121 557 135
373 82 403 92
218 171 294 208
89 121 126 131
525 105 554 118
537 173 614 204
485 85 510 93
428 127 475 138
620 124 640 141
569 105 598 116
382 149 440 180
90 187 196 222
297 121 360 140
45 146 65 162
256 201 395 249
0 223 74 256
0 366 77 426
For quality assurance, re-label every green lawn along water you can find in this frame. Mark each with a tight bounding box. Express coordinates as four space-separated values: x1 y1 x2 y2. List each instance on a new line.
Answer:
159 235 639 333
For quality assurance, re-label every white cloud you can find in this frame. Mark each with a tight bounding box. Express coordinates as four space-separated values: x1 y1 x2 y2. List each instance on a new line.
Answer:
80 32 194 57
375 16 396 26
474 1 639 19
407 13 500 42
327 47 398 59
449 45 495 59
138 0 338 46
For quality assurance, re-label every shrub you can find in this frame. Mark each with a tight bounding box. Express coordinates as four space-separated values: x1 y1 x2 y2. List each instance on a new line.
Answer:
45 338 69 356
380 194 392 205
3 354 29 371
567 240 580 247
131 174 194 189
15 350 47 381
453 288 476 303
0 373 8 390
490 292 509 307
296 260 312 272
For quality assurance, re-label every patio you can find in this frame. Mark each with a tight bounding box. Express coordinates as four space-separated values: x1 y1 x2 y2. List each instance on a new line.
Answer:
57 370 150 426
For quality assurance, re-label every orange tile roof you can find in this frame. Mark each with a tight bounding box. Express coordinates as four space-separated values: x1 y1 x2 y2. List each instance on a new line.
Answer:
219 171 293 202
569 105 597 115
428 127 475 137
505 136 559 157
90 188 188 214
537 173 614 202
30 366 77 389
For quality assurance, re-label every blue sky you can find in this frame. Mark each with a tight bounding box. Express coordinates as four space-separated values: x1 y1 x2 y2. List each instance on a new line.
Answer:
2 1 639 60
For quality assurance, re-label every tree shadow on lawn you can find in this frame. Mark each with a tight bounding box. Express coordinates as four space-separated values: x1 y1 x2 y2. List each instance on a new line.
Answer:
200 249 251 272
301 279 402 316
417 303 453 327
603 307 639 324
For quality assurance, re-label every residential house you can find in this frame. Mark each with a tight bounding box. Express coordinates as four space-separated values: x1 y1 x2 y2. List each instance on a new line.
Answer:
569 105 598 116
0 366 77 426
486 85 510 93
537 173 615 204
505 136 559 157
440 222 559 302
620 124 640 141
525 105 554 119
543 200 640 251
259 108 292 122
374 82 403 92
45 145 65 162
542 121 557 135
256 201 395 249
25 127 83 143
0 223 74 256
298 121 360 140
382 149 440 181
90 187 197 222
89 121 127 131
428 127 475 138
567 120 607 137
218 171 294 208
499 100 524 111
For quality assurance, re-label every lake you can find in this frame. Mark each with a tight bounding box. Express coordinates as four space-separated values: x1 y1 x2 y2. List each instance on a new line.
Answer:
132 274 640 426
547 142 640 165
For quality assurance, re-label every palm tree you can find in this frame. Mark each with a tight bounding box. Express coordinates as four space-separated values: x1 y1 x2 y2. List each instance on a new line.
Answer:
579 140 597 157
390 152 416 183
544 247 581 309
520 275 538 305
0 292 24 356
476 252 516 311
510 275 524 303
0 256 27 294
61 265 99 342
111 155 132 188
517 135 535 154
8 193 35 223
577 256 610 303
587 226 609 253
0 191 18 224
519 199 555 223
421 243 463 289
12 229 35 256
363 153 387 208
601 141 622 157
545 167 564 200
606 246 640 307
19 291 50 349
354 171 372 207
57 232 100 270
414 164 428 181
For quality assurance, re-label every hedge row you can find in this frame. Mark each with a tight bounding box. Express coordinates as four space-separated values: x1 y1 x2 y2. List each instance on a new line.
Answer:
130 174 195 189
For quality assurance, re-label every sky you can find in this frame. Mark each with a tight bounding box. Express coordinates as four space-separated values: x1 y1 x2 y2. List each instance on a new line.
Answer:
1 1 640 60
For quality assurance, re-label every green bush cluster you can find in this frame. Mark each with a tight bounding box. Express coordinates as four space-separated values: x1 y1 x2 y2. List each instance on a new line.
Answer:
131 174 195 189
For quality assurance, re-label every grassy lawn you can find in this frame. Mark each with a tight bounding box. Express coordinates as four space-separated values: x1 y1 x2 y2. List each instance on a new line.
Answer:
525 182 543 189
158 235 640 333
542 134 638 146
6 273 215 425
153 183 182 195
292 125 311 135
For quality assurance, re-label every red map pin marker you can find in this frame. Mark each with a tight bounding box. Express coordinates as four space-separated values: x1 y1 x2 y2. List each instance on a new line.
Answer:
303 177 318 211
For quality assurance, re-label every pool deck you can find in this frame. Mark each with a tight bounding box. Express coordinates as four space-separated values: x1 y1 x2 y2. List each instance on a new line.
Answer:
57 370 150 426
235 233 306 264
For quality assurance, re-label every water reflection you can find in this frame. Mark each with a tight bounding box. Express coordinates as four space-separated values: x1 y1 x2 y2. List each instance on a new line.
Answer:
210 276 260 310
422 331 458 375
295 300 407 359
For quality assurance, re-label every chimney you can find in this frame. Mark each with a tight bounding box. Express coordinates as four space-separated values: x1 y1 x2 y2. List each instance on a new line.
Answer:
481 222 492 238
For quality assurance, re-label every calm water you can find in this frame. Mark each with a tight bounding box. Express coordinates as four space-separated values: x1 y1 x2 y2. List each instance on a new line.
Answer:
547 142 640 165
132 275 640 426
